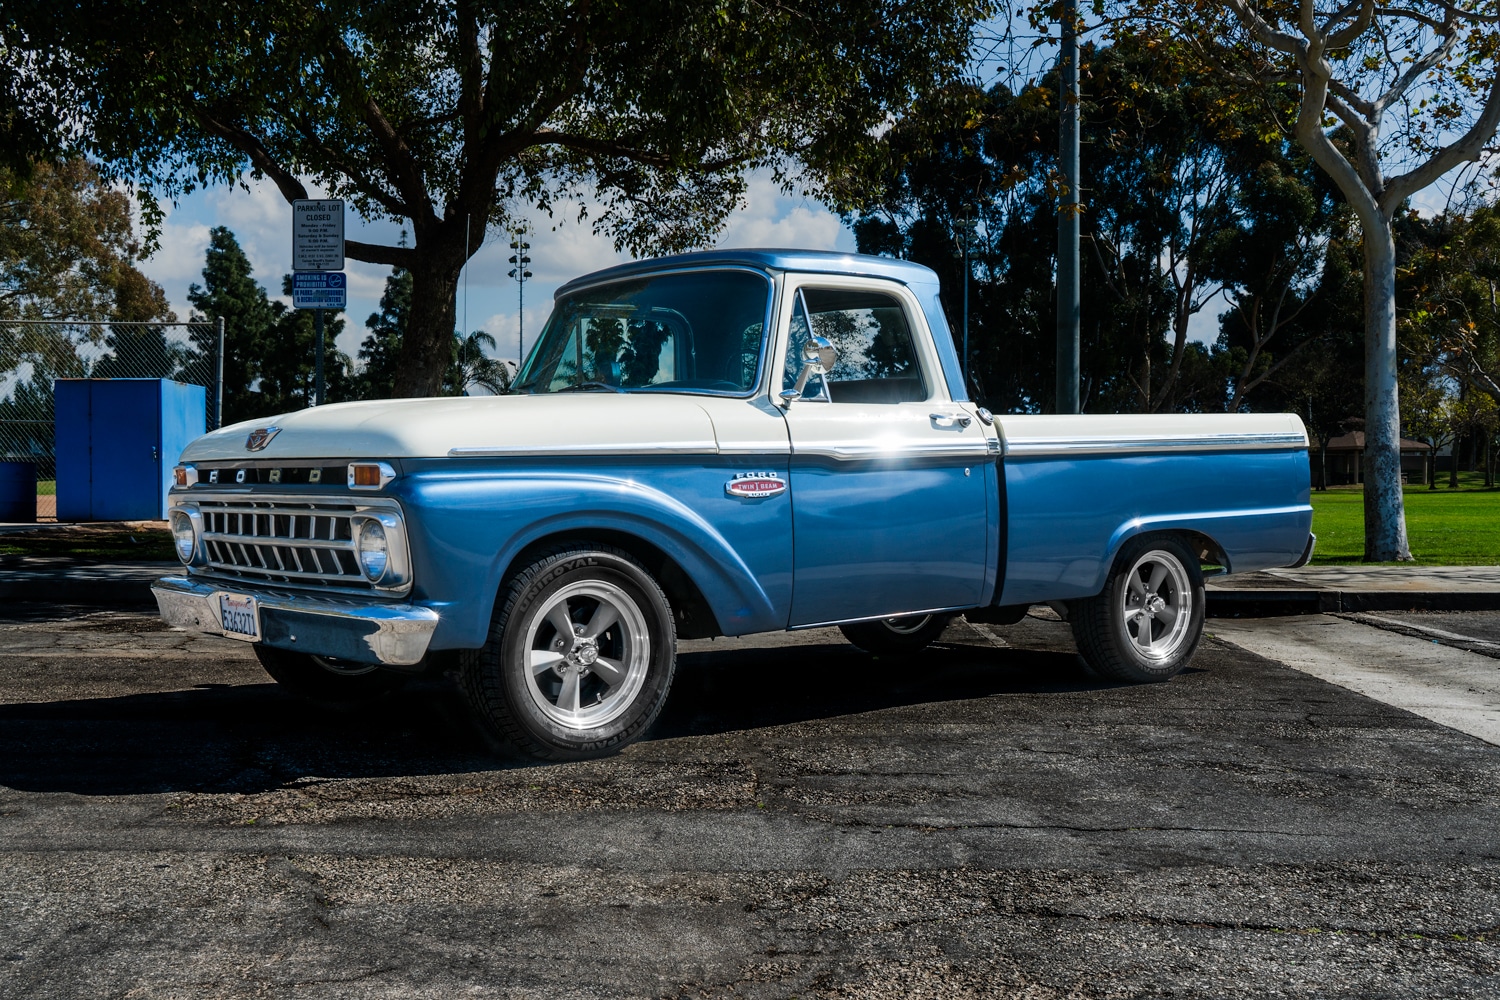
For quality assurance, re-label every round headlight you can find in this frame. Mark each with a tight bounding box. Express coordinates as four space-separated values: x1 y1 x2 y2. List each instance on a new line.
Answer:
169 510 196 564
357 518 389 581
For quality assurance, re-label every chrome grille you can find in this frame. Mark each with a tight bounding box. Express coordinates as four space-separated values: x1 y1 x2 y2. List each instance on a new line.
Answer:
198 498 372 591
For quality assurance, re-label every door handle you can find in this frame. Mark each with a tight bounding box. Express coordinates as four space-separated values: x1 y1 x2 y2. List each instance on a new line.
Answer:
929 412 972 428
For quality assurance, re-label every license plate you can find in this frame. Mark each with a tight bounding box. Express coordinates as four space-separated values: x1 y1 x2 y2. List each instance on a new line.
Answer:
218 593 261 641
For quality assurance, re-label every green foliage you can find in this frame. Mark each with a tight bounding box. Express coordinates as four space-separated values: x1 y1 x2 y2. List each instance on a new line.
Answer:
356 267 412 400
0 159 167 322
8 0 994 395
186 228 277 425
185 227 354 423
446 330 513 396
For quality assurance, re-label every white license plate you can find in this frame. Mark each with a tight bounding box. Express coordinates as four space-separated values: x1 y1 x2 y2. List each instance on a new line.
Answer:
218 593 261 641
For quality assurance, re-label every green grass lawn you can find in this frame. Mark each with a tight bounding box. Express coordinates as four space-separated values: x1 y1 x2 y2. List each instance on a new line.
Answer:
1311 472 1500 564
37 479 55 496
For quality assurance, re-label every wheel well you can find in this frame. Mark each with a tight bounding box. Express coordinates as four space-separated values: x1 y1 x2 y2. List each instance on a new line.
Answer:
502 530 723 639
1180 530 1230 575
1122 528 1228 576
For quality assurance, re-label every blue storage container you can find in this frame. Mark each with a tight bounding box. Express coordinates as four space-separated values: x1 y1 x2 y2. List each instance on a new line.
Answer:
55 379 206 521
0 461 35 522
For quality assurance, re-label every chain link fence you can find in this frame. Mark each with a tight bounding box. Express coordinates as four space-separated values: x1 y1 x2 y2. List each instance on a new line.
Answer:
0 319 222 519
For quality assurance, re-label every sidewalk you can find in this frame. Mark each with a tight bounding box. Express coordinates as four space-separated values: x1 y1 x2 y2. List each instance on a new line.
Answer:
1207 565 1500 613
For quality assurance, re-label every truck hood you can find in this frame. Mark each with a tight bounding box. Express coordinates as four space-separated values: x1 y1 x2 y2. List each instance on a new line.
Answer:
179 393 722 462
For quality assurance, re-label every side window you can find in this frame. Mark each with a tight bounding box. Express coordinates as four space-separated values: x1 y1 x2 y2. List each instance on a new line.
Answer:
782 287 926 404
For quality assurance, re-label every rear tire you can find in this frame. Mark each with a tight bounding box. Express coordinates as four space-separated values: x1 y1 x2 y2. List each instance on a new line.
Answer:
839 614 952 655
461 545 676 760
1071 534 1205 683
254 646 404 704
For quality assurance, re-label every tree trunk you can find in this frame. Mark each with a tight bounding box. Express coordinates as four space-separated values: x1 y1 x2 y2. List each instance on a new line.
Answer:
394 254 463 397
1360 225 1412 561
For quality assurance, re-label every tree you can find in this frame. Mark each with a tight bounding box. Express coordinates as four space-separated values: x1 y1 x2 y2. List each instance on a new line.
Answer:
13 0 992 397
0 158 158 321
186 228 277 425
257 276 355 414
357 266 412 400
1132 3 1500 559
446 330 513 396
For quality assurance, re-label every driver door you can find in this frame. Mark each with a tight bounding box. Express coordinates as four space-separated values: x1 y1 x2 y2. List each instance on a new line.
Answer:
778 277 991 627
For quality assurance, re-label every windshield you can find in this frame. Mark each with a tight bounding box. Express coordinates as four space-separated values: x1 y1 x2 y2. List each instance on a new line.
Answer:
514 269 772 395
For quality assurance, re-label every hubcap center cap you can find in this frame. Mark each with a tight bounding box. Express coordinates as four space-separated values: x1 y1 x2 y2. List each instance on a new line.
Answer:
572 640 599 667
1144 595 1167 615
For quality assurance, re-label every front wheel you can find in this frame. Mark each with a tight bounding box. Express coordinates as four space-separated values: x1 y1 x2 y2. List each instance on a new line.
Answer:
1071 535 1205 683
839 613 953 655
461 545 676 760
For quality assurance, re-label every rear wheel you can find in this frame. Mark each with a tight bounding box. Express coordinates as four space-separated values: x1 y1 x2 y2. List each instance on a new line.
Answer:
461 545 676 760
1071 535 1205 683
839 613 952 655
254 646 404 704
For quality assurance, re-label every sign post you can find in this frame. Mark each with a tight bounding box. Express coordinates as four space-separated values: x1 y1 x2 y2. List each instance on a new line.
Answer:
292 200 345 406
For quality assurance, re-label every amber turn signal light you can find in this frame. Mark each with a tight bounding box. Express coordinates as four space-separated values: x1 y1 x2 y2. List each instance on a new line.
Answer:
347 461 395 490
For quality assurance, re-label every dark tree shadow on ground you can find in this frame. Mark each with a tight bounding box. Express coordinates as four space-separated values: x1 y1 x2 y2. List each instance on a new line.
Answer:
0 629 1116 797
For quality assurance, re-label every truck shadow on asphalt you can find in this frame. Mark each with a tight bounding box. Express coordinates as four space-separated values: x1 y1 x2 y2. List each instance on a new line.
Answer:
0 630 1133 797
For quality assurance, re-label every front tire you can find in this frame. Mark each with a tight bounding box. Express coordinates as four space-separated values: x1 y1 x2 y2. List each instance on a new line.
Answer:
461 545 676 760
1071 535 1205 683
839 614 952 655
254 646 404 704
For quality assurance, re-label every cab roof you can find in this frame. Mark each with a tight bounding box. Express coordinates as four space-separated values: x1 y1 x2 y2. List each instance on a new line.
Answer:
554 248 940 299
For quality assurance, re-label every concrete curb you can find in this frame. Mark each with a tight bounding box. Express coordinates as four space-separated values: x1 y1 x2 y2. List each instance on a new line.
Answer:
1206 588 1500 615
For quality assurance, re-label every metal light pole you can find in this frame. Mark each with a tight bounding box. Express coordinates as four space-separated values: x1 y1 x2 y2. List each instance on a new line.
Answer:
1056 0 1081 414
508 234 533 365
214 315 225 429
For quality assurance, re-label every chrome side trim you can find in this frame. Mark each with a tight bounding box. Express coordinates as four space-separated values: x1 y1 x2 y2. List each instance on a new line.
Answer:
790 603 975 631
792 440 991 461
152 576 438 666
1289 532 1317 568
1003 431 1309 457
449 441 718 457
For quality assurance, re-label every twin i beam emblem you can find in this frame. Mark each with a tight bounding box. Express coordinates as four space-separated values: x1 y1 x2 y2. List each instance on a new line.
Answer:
725 472 786 498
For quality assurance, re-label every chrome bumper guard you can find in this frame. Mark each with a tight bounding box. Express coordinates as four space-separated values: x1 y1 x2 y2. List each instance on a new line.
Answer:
152 576 439 666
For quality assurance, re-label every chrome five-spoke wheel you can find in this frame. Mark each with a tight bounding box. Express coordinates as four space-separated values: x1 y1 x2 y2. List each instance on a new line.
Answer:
1072 533 1206 683
523 580 651 729
1119 549 1194 661
461 545 677 760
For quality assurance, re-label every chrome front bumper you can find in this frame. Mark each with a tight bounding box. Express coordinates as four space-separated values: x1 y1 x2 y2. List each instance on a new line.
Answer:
152 576 439 666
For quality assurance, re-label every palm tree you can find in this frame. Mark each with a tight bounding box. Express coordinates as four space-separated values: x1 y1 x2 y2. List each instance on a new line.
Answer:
446 330 514 396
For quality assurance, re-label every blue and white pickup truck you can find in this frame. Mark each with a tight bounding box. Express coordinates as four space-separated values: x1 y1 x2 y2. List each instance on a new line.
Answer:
155 249 1314 758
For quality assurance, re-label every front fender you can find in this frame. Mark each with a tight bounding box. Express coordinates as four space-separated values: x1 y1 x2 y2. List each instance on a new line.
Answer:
395 467 787 649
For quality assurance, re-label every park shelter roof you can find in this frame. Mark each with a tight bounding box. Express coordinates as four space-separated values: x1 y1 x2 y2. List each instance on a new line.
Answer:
1325 431 1430 453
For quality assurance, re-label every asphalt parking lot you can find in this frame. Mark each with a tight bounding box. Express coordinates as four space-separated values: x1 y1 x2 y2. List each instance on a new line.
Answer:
2 605 1498 998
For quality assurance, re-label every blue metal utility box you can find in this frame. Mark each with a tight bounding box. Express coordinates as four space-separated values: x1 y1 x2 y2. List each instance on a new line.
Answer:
55 379 206 521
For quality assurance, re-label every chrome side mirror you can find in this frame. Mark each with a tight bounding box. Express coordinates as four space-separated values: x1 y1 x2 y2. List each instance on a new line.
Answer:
780 336 835 404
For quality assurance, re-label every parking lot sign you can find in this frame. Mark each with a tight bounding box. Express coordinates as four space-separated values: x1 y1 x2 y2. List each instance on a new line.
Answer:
293 199 345 271
292 272 347 310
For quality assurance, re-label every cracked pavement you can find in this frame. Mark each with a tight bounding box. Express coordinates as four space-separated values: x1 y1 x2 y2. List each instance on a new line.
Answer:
1 605 1498 998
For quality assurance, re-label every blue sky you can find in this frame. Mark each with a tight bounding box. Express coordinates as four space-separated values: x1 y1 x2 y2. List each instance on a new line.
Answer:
137 172 857 369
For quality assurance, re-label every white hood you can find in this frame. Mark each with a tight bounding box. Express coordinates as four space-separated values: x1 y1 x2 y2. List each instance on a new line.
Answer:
180 394 722 461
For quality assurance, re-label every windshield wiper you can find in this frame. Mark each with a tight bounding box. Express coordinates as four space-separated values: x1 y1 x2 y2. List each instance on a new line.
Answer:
556 381 627 394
